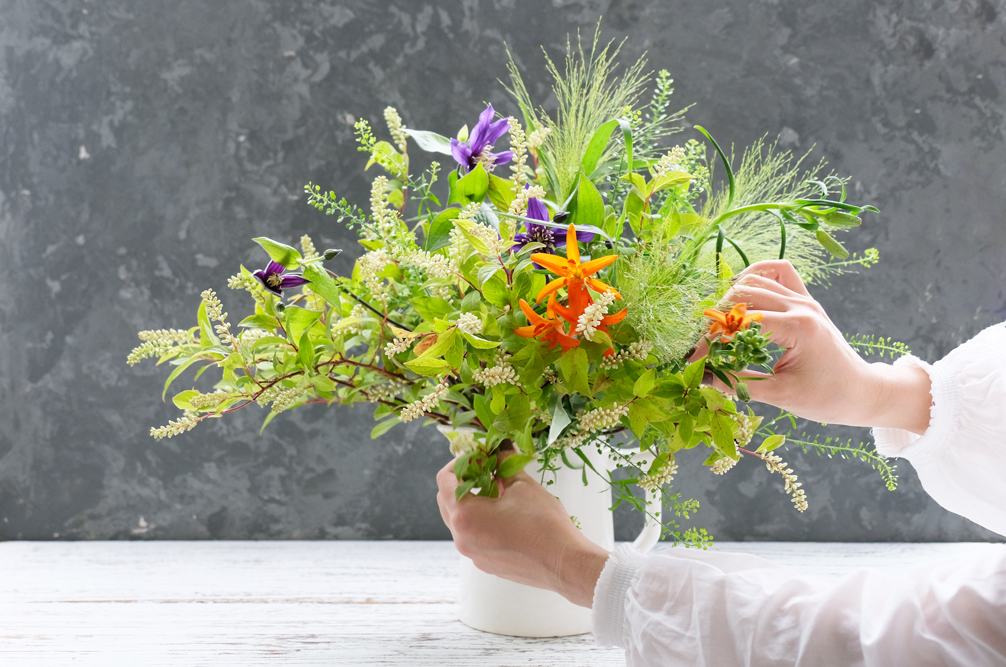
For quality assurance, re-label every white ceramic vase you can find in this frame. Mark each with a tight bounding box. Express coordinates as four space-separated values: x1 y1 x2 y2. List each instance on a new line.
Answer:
437 425 662 637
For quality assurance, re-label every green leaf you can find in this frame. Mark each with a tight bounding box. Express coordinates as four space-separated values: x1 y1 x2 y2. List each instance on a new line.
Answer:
418 327 457 359
757 434 786 453
297 331 315 368
514 422 534 455
487 173 516 211
425 209 459 252
581 119 619 177
455 480 476 501
411 296 453 322
462 332 501 349
172 389 200 410
402 128 453 155
239 314 278 330
371 417 400 439
405 356 452 376
482 275 510 307
548 400 571 445
617 116 634 180
197 301 220 348
490 384 506 414
450 163 489 206
445 337 464 369
284 306 322 343
302 264 343 307
650 170 693 194
477 263 503 287
683 358 706 389
473 393 495 427
709 412 738 459
162 356 202 401
627 401 649 439
632 367 656 398
493 393 529 432
815 229 850 259
251 335 290 351
498 453 534 479
698 386 728 411
253 237 302 270
566 171 605 230
694 126 734 210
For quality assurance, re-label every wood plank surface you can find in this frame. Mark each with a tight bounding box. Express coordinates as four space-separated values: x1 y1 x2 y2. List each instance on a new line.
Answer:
0 541 998 665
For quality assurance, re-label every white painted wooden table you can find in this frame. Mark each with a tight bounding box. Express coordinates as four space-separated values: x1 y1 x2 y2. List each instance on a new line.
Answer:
0 541 997 666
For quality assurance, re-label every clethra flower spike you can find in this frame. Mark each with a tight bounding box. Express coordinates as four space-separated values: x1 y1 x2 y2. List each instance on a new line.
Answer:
450 105 514 173
252 260 311 297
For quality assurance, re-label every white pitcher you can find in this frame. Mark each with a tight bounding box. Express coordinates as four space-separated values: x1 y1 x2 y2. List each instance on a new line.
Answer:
437 425 662 637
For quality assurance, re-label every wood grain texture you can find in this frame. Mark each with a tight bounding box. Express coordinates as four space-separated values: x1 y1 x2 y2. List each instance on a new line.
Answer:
1 541 998 665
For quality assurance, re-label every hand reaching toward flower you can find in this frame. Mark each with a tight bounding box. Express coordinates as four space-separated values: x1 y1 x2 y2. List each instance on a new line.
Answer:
702 260 932 434
436 450 609 608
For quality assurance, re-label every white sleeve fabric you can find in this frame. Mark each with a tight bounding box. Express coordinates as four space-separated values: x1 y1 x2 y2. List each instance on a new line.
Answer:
872 322 1006 536
591 322 1006 665
593 543 1006 667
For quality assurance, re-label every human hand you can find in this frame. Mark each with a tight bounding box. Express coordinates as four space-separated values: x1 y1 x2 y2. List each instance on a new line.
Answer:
699 260 931 434
436 451 610 608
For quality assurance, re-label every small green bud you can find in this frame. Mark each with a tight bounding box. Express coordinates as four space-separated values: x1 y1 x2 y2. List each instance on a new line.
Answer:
822 210 862 228
735 382 751 403
323 248 343 260
275 302 286 313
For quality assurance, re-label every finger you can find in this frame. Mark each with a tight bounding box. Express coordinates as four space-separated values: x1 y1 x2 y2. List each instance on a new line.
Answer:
734 272 803 300
737 260 811 297
723 284 794 313
756 311 803 349
704 367 774 396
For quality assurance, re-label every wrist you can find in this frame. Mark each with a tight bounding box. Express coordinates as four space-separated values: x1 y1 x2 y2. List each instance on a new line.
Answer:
550 537 610 608
867 361 932 435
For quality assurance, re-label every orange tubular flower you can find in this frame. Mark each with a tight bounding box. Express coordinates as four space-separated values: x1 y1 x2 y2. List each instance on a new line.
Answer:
704 303 764 342
514 295 580 352
531 224 621 315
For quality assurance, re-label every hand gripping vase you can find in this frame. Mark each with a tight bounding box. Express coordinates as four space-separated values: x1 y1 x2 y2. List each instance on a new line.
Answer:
437 425 662 637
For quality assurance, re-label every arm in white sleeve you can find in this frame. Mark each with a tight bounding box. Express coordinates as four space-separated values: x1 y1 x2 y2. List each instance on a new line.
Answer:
873 322 1006 536
593 543 1006 667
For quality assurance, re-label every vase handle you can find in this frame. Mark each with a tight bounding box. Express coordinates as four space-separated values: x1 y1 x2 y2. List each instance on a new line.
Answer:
619 447 662 554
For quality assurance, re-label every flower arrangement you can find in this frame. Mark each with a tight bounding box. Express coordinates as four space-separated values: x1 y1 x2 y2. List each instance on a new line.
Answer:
129 35 900 546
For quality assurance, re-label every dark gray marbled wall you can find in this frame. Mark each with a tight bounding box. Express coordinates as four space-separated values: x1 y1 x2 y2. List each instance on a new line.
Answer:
1 0 1004 542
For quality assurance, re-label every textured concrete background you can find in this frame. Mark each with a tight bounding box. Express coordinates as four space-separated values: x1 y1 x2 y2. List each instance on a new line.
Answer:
1 0 1003 542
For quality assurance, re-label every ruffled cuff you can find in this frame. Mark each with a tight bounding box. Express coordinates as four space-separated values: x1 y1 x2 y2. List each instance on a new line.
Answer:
872 353 959 459
591 544 645 647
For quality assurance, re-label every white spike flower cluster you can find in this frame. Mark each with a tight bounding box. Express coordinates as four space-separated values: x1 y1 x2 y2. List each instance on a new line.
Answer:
473 353 517 388
456 203 511 257
457 312 482 335
383 106 408 152
654 145 686 178
384 337 412 357
364 379 407 403
300 234 319 261
239 328 270 344
599 340 653 370
638 462 679 491
556 403 631 449
509 183 546 217
187 390 231 410
734 413 763 447
201 289 237 347
399 382 449 423
527 126 551 151
446 430 477 457
575 291 617 340
762 451 809 512
711 455 739 475
368 176 408 246
542 367 557 384
227 273 257 291
358 250 393 305
150 413 200 440
127 328 195 365
507 117 528 194
270 386 307 413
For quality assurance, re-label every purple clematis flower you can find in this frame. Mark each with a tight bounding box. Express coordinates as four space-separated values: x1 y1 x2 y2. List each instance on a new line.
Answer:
450 105 514 173
512 197 595 265
252 260 311 296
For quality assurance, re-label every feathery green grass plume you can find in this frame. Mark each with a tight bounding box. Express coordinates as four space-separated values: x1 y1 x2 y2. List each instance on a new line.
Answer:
700 138 846 284
506 26 650 202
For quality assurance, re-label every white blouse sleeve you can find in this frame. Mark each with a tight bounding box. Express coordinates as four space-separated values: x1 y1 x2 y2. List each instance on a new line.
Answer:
872 322 1006 536
591 322 1006 666
592 543 1006 667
